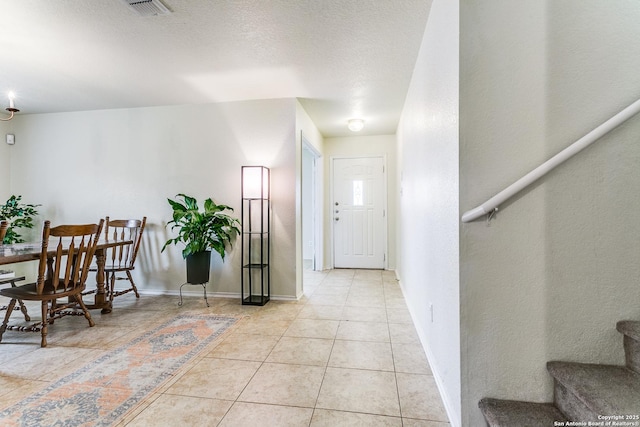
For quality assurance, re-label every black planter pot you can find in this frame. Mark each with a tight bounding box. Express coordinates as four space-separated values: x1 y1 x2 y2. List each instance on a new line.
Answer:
186 251 211 284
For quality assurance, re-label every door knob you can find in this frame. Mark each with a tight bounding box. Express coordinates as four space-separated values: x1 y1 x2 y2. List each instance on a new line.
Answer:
335 202 339 206
335 217 340 221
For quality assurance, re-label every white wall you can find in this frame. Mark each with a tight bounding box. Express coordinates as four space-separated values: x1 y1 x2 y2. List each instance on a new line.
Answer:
396 0 459 424
0 122 12 198
295 101 324 296
459 2 548 425
460 1 640 426
6 98 298 299
323 134 396 271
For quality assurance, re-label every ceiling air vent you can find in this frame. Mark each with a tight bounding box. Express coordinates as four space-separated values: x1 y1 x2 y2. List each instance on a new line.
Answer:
123 0 171 17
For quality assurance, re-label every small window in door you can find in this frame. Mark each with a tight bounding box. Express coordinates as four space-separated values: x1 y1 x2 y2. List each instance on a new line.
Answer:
353 180 363 206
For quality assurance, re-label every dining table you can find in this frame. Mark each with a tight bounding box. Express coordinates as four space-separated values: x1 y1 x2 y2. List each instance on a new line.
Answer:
0 238 133 314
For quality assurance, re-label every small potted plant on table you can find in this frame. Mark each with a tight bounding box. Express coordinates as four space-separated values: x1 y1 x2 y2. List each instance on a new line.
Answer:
0 195 40 244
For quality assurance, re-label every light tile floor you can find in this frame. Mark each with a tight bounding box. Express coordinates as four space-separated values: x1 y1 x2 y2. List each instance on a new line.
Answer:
0 269 450 426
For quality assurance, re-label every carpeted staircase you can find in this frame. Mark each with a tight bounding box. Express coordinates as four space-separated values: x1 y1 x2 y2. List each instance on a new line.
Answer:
479 320 640 426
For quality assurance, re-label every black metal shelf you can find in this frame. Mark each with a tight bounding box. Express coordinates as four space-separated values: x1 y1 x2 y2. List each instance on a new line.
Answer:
243 263 269 269
243 295 270 305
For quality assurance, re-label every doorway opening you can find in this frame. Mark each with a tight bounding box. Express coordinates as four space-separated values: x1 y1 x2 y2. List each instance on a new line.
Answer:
302 136 322 272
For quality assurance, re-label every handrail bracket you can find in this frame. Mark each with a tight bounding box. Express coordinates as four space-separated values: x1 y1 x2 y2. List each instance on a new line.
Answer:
486 208 499 225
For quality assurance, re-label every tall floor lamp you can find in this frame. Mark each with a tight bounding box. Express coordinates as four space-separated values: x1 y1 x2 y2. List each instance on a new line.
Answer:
241 166 270 305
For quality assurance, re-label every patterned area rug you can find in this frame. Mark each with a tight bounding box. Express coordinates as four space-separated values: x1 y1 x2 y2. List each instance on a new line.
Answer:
0 314 237 427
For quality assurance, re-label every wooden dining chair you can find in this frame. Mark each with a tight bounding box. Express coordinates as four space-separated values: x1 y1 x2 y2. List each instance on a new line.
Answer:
0 219 103 347
0 220 30 321
99 216 146 303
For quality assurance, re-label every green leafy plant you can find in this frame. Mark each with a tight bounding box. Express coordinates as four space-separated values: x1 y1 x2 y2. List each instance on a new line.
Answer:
161 193 240 259
0 195 40 244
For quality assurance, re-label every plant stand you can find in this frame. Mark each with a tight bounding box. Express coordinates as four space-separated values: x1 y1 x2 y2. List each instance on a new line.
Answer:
178 282 209 307
178 251 211 307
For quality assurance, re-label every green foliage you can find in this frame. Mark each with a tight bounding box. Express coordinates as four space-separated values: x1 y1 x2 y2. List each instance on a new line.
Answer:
0 195 40 244
161 193 240 260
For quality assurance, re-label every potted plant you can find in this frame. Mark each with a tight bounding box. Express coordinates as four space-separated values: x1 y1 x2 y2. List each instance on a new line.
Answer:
0 195 40 244
161 193 240 284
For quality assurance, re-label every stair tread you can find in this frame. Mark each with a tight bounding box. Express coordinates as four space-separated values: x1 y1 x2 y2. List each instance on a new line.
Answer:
618 320 640 341
479 398 567 427
547 361 640 415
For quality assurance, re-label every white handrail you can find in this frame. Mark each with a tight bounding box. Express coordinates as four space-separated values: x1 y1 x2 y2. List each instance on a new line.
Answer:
461 98 640 223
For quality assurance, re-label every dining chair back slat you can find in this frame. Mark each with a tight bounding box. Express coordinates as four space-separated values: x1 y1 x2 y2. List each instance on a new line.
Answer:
106 218 145 269
43 223 101 295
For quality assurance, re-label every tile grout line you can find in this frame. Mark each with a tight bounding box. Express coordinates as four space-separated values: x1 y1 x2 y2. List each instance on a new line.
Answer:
307 276 338 427
215 302 283 426
384 273 406 423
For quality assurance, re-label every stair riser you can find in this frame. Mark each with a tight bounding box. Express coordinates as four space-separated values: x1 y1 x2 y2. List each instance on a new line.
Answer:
624 335 640 373
554 381 599 422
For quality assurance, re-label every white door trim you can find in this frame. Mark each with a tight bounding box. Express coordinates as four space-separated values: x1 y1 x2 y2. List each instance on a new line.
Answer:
302 135 323 271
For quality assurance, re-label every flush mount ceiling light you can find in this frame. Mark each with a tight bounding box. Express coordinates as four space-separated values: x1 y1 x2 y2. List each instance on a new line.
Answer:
348 119 365 132
0 92 19 122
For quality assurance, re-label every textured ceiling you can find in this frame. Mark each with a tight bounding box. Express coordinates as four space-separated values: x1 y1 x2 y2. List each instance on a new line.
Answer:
0 0 431 137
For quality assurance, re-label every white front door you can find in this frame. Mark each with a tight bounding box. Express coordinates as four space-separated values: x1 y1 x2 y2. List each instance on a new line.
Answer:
332 157 386 269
